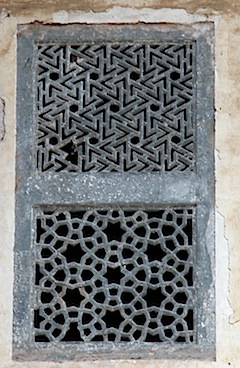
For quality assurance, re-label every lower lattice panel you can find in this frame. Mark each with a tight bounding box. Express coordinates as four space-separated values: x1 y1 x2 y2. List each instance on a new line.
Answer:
34 206 195 343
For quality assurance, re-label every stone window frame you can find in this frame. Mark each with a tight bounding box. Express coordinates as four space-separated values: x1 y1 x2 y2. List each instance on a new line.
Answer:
13 23 215 361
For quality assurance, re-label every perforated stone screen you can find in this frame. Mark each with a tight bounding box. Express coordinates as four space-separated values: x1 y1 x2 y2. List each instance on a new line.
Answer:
14 23 214 361
34 207 195 344
36 42 195 172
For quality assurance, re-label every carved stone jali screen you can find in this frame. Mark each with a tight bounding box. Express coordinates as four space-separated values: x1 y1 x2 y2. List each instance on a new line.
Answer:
35 207 194 343
14 24 215 361
36 42 194 173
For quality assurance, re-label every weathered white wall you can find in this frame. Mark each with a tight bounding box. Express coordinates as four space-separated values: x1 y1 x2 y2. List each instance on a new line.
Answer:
0 2 239 367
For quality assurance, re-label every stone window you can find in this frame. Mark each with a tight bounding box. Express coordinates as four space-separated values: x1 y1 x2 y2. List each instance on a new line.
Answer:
13 23 214 361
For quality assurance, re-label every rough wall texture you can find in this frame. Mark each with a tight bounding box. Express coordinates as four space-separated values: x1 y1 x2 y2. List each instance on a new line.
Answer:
0 0 240 16
0 1 239 367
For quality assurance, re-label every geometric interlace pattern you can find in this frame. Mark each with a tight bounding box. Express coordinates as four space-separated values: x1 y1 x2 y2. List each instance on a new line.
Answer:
34 207 195 343
36 43 195 172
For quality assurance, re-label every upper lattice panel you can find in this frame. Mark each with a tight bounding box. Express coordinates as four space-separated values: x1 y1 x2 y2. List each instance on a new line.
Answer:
36 43 195 172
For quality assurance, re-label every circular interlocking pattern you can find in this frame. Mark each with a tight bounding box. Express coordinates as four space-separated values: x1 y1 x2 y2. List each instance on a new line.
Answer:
34 207 194 343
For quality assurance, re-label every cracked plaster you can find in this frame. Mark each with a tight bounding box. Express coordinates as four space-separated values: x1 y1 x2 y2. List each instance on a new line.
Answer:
0 98 5 140
0 3 239 368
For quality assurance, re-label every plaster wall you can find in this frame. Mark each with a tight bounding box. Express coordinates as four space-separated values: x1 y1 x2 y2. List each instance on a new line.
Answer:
0 1 238 367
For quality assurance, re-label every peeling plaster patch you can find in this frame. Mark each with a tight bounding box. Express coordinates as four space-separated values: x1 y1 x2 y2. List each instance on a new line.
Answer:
0 8 11 19
216 210 233 324
52 10 68 23
52 6 208 24
0 98 5 141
